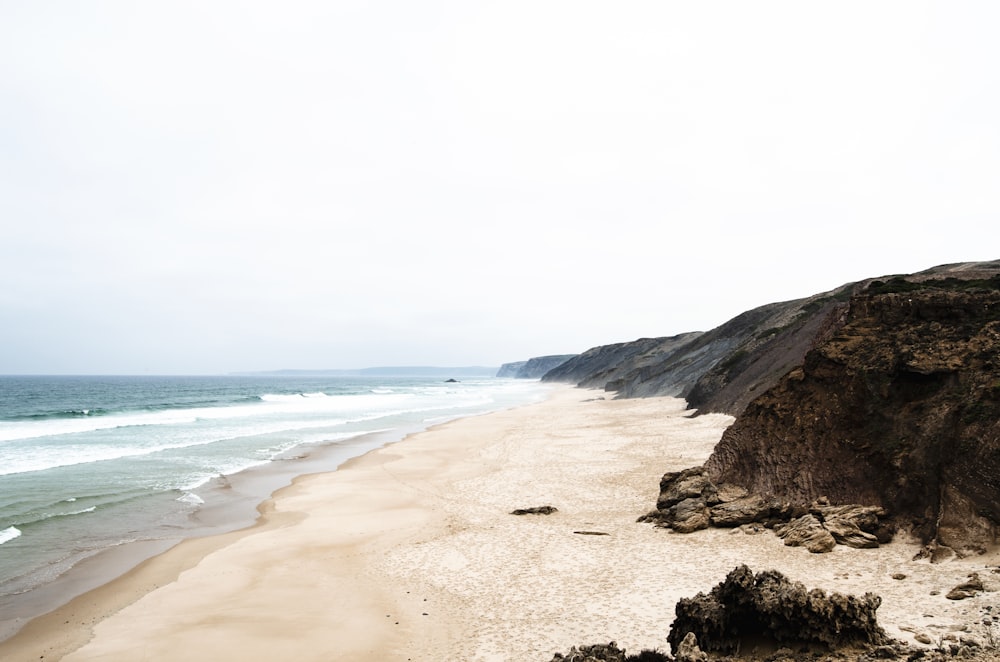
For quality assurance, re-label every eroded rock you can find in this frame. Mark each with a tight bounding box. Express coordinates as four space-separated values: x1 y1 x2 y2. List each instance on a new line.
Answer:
645 466 893 553
670 497 711 533
823 517 880 549
774 514 837 553
656 467 718 510
674 632 707 662
667 565 889 655
709 493 778 527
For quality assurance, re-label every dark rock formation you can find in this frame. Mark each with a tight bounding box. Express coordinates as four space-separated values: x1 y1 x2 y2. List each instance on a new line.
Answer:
641 468 892 552
655 467 719 510
775 514 836 553
946 573 985 600
549 642 669 662
667 566 889 656
510 506 558 515
497 354 578 379
704 272 1000 554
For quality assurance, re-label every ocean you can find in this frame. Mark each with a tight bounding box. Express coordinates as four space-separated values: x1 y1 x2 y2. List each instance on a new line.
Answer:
0 373 548 635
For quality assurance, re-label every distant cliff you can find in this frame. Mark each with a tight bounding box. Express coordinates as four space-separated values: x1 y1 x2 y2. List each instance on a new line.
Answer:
542 290 855 416
496 355 577 379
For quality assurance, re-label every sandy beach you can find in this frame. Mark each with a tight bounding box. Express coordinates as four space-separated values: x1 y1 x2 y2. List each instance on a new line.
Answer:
2 385 997 661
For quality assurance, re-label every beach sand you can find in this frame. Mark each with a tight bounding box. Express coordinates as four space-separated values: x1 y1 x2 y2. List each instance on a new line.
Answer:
2 385 997 661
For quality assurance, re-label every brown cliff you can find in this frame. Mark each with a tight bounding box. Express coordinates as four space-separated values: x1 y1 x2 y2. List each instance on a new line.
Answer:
704 275 1000 554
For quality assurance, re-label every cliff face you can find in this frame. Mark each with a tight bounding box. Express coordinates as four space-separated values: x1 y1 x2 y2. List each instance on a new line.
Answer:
542 292 856 416
497 355 577 379
704 278 1000 553
496 361 527 378
541 333 702 392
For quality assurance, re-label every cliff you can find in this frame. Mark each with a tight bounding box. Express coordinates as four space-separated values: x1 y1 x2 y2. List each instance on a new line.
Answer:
547 260 1000 552
496 355 577 379
704 272 1000 553
542 290 856 416
495 362 527 378
541 333 702 391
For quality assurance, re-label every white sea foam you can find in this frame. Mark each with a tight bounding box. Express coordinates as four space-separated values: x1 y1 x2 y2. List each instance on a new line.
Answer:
0 414 368 477
65 506 97 516
0 388 499 477
176 492 204 505
0 526 22 545
0 392 404 444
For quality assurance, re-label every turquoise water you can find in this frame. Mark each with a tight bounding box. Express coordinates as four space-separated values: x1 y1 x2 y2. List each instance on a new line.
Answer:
0 374 548 617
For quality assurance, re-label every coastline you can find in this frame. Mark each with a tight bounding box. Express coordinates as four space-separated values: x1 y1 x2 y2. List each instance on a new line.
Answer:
0 424 427 646
0 386 537 652
2 385 997 661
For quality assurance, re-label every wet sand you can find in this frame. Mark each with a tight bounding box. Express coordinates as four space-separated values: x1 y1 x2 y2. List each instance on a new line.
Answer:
2 386 996 661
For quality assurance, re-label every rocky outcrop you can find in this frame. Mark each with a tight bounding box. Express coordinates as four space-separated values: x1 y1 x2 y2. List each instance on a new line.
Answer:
550 564 999 661
640 468 893 552
704 275 1000 554
497 355 577 379
667 566 890 656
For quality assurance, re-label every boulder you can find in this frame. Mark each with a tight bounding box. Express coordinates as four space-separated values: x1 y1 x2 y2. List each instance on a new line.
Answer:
813 503 886 531
674 632 707 662
774 514 837 553
823 517 880 549
709 493 776 527
656 468 718 511
670 498 711 533
510 506 558 516
946 573 985 600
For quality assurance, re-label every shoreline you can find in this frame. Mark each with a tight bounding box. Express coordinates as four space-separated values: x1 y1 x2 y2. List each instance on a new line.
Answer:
2 386 997 661
0 396 534 649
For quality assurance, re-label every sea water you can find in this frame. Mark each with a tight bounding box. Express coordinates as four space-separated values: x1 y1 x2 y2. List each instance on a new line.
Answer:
0 373 548 631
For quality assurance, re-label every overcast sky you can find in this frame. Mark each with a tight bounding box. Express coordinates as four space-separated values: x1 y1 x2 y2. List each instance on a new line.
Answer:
2 1 998 375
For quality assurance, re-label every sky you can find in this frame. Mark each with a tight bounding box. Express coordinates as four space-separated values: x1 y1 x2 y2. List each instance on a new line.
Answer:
1 1 999 375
